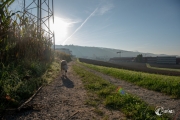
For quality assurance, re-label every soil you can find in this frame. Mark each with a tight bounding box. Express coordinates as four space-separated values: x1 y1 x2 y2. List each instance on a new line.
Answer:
149 63 180 69
2 61 126 120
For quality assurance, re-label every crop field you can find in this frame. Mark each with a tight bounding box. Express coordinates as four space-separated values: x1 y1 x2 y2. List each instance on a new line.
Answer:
78 58 180 98
79 58 180 76
149 63 180 69
146 64 180 72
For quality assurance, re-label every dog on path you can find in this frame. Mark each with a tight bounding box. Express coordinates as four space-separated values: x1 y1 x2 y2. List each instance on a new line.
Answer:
61 60 68 76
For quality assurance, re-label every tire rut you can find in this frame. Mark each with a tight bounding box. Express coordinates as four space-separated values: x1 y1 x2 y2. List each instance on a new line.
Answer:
77 63 180 117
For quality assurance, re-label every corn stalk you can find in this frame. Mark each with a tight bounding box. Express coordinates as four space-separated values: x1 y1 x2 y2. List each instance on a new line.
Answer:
0 0 53 64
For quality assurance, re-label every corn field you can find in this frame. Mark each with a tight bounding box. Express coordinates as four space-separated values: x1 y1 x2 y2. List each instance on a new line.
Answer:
0 0 54 114
0 0 53 64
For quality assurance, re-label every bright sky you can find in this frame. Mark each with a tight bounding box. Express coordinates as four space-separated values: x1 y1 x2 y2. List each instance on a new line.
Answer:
10 0 180 56
52 0 180 56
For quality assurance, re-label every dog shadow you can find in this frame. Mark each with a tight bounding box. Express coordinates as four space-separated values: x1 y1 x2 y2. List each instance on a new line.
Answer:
61 75 74 88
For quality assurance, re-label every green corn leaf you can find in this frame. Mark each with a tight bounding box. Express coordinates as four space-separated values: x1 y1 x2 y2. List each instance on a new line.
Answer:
7 0 14 7
0 0 11 9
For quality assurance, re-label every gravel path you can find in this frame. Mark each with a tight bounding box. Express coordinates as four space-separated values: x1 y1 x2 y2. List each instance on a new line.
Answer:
77 63 180 118
3 62 126 120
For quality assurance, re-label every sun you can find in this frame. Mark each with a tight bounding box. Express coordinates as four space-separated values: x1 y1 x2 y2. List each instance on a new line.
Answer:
51 16 69 45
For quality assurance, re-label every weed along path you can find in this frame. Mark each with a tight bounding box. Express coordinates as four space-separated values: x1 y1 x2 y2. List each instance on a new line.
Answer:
77 63 180 116
3 61 126 120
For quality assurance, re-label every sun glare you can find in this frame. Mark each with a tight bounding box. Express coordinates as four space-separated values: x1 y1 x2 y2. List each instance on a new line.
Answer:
51 16 69 44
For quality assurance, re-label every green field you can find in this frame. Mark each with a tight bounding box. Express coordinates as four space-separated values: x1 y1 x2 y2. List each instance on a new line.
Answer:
72 64 170 119
78 61 180 98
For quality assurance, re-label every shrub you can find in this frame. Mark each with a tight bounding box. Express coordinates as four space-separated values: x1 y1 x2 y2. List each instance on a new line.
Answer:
55 50 72 62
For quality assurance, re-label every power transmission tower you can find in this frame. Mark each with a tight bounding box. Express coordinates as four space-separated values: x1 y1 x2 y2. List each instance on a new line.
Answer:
23 0 55 50
117 51 122 57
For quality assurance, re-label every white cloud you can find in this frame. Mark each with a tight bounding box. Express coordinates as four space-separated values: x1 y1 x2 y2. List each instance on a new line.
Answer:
96 3 114 15
99 4 114 15
63 18 82 28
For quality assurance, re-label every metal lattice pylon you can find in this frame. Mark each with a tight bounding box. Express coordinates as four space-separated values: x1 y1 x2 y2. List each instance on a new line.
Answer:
23 0 55 50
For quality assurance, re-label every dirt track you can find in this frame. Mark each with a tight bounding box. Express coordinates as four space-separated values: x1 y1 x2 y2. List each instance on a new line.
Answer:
77 63 180 119
2 62 125 120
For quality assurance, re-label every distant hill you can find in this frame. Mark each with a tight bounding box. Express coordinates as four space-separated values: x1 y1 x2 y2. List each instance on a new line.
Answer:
54 45 176 61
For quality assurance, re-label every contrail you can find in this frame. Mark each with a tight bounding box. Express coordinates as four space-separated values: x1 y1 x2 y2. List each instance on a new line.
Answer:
62 8 98 45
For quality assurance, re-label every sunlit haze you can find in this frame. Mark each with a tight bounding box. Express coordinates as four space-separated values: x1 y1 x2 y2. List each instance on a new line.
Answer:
51 17 70 44
52 0 180 56
10 0 180 56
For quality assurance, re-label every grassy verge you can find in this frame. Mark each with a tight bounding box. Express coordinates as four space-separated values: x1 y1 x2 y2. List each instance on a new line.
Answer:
0 51 72 114
0 59 60 112
146 63 180 72
42 60 61 84
78 61 180 98
72 64 170 119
